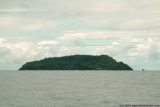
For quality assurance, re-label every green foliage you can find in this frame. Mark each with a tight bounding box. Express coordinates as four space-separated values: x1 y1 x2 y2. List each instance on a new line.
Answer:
19 55 133 70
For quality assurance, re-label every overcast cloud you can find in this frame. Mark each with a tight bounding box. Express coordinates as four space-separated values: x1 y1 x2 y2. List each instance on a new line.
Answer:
0 0 160 70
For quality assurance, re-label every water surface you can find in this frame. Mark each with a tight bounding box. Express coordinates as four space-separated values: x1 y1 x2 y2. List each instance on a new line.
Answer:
0 70 160 107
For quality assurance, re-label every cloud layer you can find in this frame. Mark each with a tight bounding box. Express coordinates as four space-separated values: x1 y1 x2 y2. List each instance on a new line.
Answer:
0 0 160 70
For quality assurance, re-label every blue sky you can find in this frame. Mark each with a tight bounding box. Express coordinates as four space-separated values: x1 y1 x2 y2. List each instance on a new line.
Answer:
0 0 160 70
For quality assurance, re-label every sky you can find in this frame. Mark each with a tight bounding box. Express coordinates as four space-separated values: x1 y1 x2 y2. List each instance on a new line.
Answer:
0 0 160 70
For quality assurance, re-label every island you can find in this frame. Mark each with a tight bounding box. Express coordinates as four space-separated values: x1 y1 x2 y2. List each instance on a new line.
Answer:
19 55 133 70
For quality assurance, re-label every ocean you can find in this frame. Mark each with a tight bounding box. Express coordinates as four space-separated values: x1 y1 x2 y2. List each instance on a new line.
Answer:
0 70 160 107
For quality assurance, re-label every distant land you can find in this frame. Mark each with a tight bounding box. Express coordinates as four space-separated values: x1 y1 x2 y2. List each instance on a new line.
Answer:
19 55 133 70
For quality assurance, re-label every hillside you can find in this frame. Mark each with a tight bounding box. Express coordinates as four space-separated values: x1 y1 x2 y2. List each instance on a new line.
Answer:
19 55 133 70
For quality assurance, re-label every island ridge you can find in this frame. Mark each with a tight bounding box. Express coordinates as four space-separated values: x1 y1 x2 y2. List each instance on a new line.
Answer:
19 55 133 70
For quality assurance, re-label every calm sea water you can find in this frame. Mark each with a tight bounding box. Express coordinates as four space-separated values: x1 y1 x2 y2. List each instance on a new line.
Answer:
0 70 160 107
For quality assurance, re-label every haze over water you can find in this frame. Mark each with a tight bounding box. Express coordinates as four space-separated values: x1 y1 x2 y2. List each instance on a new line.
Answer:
0 70 160 107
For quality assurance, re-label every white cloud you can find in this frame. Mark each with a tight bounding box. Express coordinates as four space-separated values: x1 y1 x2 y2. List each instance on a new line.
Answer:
56 46 81 57
1 0 160 33
112 42 119 46
0 15 57 33
0 8 35 12
131 38 144 43
0 16 18 26
0 38 5 43
0 37 54 66
21 24 45 31
38 40 58 45
58 30 160 42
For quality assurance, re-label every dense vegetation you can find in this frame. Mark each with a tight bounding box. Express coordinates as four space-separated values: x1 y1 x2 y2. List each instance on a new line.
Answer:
19 55 133 70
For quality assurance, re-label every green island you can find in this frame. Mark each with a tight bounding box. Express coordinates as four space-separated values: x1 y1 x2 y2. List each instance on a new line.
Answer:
19 55 133 70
